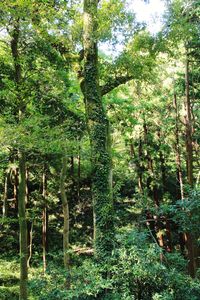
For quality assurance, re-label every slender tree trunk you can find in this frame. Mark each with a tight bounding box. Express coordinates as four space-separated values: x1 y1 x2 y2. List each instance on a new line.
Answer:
144 123 160 207
77 145 81 202
14 167 18 213
82 0 114 258
42 166 48 274
185 55 193 187
3 170 9 218
143 122 164 254
174 93 184 200
70 156 75 203
18 151 28 300
60 155 70 275
130 140 143 193
27 222 33 268
173 91 187 256
25 169 28 204
184 52 197 278
158 130 172 252
138 138 144 193
26 168 32 268
70 156 74 177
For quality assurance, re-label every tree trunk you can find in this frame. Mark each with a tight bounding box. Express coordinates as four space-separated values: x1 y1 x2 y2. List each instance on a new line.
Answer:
14 167 18 213
27 222 33 268
18 151 28 300
184 52 197 278
173 91 189 257
26 168 33 268
3 170 9 218
77 145 81 202
173 93 184 200
143 122 164 254
82 0 115 258
60 155 70 275
158 130 172 252
185 55 193 187
130 140 143 193
42 166 48 274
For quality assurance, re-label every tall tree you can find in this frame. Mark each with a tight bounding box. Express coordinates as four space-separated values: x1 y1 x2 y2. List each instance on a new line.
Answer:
82 0 115 258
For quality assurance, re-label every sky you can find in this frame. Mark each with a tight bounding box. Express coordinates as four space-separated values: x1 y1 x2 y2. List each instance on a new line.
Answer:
129 0 166 34
99 0 166 55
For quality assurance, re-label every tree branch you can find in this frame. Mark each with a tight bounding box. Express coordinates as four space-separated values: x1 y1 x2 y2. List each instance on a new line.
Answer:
100 75 133 96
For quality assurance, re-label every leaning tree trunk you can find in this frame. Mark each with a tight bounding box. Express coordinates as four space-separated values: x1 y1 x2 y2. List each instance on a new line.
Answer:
82 0 115 258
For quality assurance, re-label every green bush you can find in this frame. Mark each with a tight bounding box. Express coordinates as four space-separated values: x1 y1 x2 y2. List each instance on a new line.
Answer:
0 286 19 300
29 229 200 300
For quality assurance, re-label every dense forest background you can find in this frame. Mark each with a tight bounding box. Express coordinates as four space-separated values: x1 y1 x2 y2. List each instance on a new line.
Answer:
0 0 200 299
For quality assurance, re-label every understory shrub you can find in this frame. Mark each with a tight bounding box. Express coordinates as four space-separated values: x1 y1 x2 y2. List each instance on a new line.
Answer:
29 229 200 300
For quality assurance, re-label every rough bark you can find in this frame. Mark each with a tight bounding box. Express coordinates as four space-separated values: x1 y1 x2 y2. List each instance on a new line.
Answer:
82 0 115 258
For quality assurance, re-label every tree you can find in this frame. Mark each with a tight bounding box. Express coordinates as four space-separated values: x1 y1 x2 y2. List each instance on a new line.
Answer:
81 0 115 258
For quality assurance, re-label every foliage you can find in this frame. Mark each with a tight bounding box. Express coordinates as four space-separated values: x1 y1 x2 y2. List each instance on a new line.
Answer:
27 229 200 299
